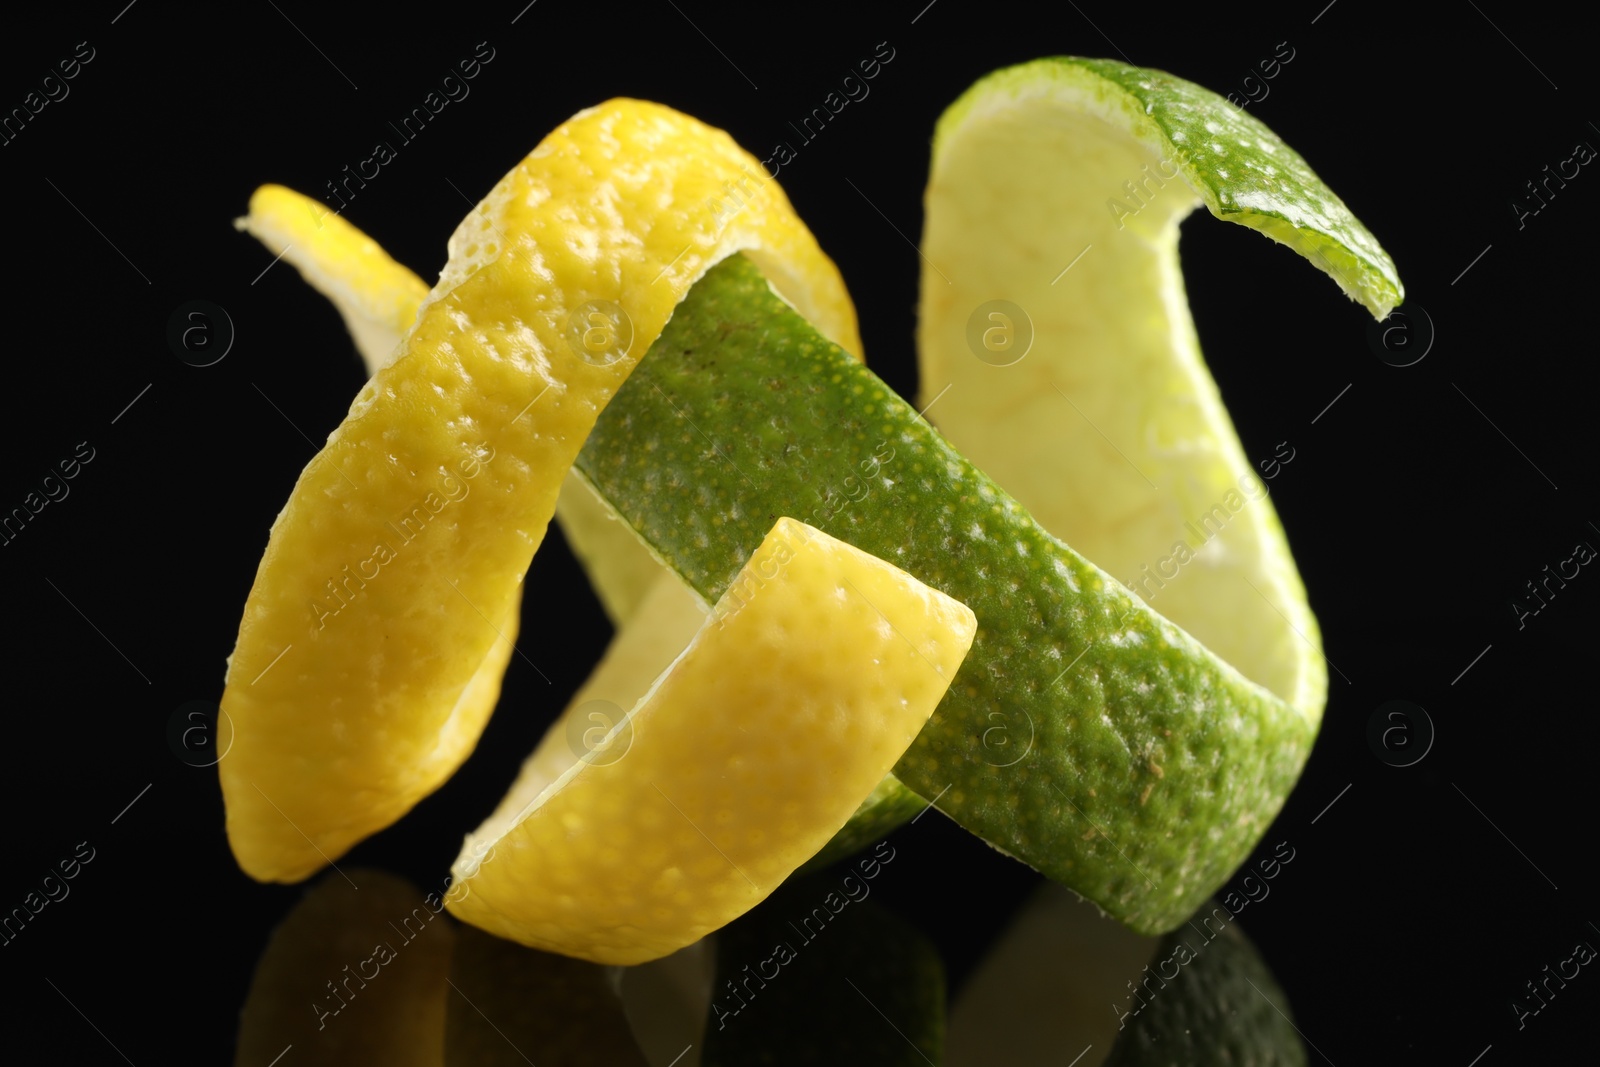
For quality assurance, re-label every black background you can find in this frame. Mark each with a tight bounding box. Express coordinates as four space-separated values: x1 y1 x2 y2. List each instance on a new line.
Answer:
0 1 1595 1062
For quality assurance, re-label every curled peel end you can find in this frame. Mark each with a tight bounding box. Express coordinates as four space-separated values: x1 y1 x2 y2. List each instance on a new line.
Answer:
1227 210 1404 320
935 57 1404 321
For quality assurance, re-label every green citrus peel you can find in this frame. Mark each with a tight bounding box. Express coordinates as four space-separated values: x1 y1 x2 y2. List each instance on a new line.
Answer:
576 252 1313 933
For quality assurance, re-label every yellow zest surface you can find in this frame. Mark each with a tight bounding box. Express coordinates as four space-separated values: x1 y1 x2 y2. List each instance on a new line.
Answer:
445 519 976 965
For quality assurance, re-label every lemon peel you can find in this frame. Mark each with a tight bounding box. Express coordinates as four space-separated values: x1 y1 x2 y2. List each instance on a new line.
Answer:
235 184 427 373
219 99 857 882
444 518 976 964
234 183 929 896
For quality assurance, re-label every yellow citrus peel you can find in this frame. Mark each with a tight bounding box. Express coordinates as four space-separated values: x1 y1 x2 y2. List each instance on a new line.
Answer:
446 518 974 964
220 99 861 882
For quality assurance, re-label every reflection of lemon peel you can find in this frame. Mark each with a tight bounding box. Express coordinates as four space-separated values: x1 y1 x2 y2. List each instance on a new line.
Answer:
445 926 651 1066
234 870 454 1067
219 99 858 883
446 518 976 965
947 882 1156 1064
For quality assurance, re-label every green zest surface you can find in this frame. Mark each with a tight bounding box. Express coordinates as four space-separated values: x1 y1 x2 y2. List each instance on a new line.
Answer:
574 254 1314 934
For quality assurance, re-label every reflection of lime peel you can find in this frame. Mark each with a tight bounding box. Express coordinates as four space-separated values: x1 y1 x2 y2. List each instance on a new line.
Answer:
703 864 945 1067
1103 903 1307 1066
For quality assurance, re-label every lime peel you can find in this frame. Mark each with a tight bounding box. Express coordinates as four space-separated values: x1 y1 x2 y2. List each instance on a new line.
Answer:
573 253 1317 934
933 58 1402 316
913 56 1402 725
